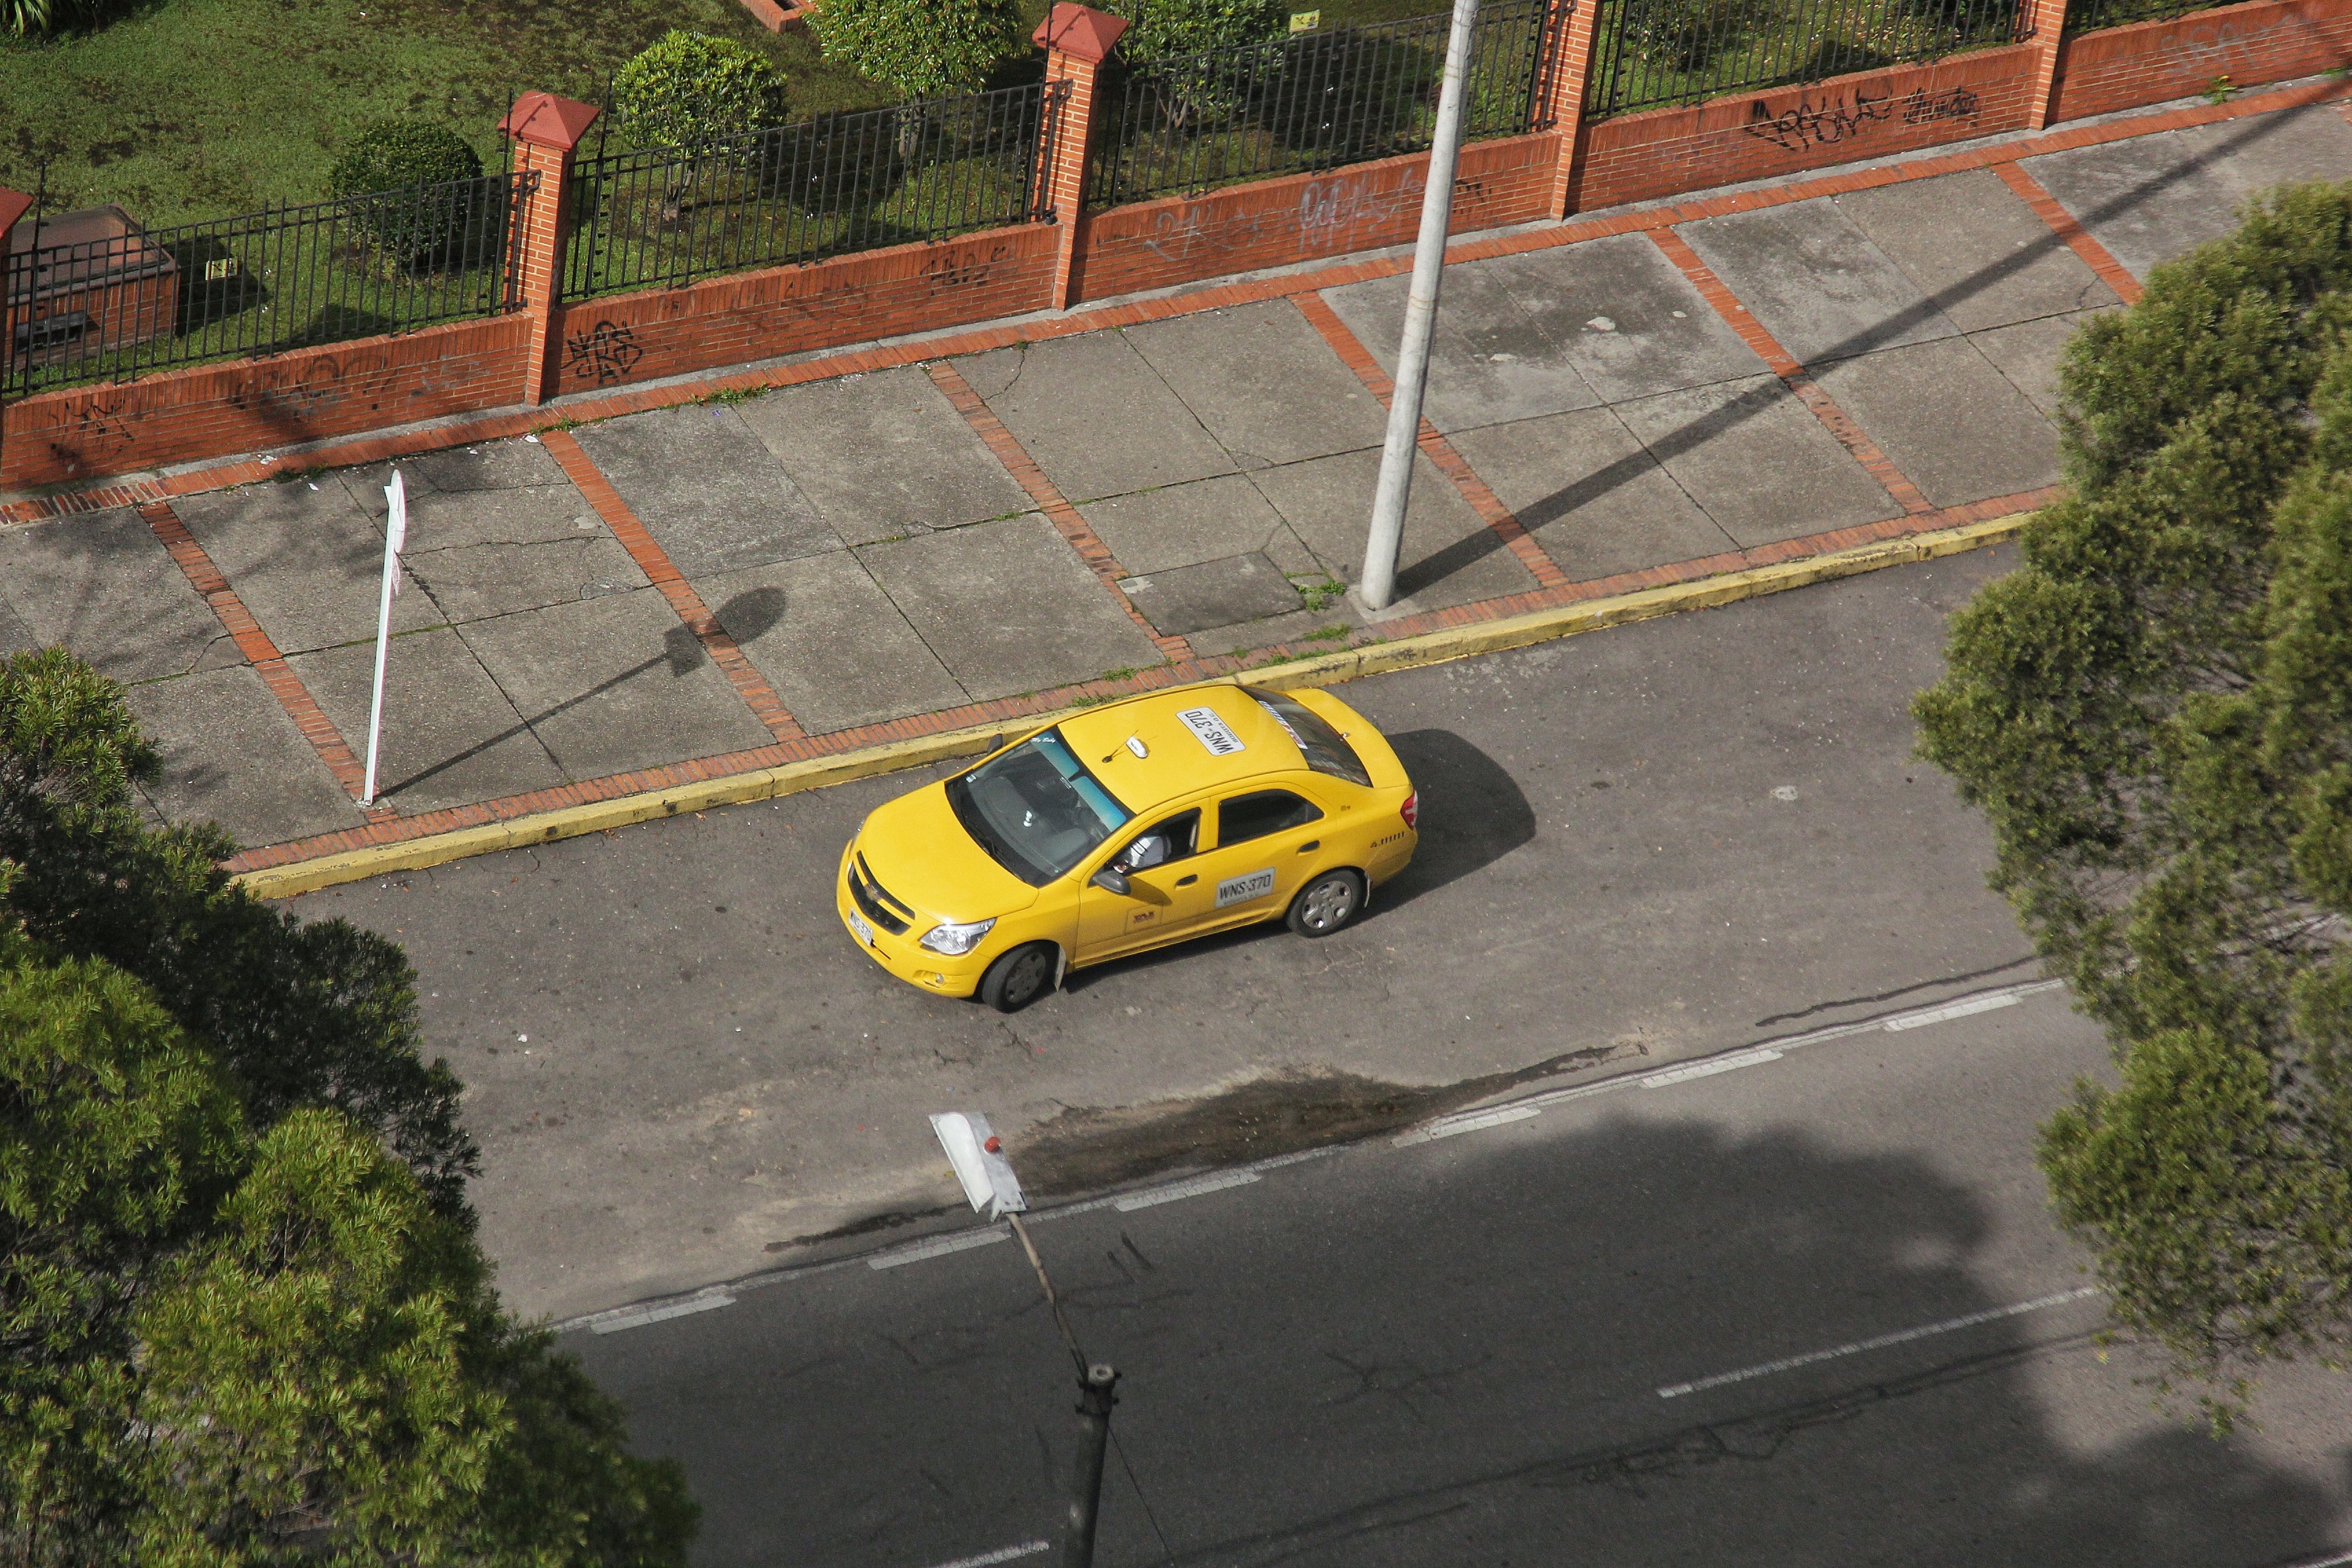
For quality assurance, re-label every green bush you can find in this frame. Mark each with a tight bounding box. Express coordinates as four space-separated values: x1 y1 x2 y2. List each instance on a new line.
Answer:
1108 0 1288 59
811 0 1022 100
617 30 790 151
328 120 487 271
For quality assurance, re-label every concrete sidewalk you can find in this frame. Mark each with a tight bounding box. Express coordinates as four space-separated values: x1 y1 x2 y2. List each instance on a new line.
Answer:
5 89 2349 865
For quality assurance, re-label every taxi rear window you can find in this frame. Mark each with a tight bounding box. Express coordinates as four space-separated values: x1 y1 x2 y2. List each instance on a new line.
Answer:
1252 691 1371 788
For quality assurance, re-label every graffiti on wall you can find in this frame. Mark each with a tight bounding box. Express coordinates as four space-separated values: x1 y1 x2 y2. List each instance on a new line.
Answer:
923 241 1012 291
566 320 644 384
2156 9 2327 74
1741 82 1983 151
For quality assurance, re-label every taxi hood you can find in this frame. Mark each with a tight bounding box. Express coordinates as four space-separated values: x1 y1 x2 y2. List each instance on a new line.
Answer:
857 782 1040 921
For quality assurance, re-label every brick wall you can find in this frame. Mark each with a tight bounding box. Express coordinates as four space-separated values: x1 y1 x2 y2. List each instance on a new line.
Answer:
540 225 1058 397
2052 0 2352 120
1575 44 2046 210
1 314 526 490
1075 131 1562 302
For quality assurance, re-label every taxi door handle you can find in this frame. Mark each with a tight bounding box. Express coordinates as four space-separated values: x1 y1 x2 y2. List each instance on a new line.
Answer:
1297 841 1320 853
1175 875 1198 886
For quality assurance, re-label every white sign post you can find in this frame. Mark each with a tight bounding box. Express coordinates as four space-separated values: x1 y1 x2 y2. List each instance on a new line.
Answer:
360 470 408 807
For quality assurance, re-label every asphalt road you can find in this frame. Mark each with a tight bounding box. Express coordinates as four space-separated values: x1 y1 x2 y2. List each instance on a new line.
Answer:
304 544 2054 1320
565 983 2352 1568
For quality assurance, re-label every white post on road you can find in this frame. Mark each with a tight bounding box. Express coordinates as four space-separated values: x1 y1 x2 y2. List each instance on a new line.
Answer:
1360 0 1483 612
360 469 408 807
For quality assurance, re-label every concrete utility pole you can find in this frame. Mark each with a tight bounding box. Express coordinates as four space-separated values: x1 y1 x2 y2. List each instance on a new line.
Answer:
1061 1363 1120 1568
1360 0 1483 611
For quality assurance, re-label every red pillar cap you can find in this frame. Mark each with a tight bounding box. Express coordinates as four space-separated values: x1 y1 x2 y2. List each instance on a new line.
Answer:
499 92 603 152
1032 3 1128 62
0 188 33 244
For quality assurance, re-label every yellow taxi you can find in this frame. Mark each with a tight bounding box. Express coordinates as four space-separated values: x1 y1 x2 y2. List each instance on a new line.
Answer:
836 682 1418 1011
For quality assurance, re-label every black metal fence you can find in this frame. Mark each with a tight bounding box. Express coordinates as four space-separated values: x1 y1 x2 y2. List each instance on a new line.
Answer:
1583 0 2026 116
1087 0 1562 207
3 172 527 398
562 81 1062 300
2062 0 2200 33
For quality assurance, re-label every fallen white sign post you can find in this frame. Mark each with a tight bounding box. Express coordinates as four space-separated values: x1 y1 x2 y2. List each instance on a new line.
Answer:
360 470 408 807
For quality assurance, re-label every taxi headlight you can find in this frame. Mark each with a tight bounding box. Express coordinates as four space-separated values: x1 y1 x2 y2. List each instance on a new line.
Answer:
918 917 996 956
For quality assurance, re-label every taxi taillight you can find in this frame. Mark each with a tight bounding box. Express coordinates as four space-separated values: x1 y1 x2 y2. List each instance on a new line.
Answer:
1400 790 1419 830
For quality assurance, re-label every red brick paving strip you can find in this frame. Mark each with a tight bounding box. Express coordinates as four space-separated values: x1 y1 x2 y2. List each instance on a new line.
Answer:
218 481 2062 876
539 429 807 743
1647 229 1938 517
136 500 389 816
1992 161 2146 304
1289 293 1572 592
923 361 1196 662
10 79 2337 533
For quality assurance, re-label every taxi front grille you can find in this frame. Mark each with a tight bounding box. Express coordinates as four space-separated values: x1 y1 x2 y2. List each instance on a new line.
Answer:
849 854 913 935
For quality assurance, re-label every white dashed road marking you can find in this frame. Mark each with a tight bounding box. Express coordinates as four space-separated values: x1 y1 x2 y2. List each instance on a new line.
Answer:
590 1294 736 1335
1655 1286 2103 1398
919 1539 1050 1568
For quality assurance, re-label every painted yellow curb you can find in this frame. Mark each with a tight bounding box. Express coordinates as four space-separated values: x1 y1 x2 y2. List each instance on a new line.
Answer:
235 510 2031 899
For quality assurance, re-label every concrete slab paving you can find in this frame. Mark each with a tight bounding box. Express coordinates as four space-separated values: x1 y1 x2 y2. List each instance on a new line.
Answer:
1677 196 1963 366
1967 308 2117 419
1611 374 1903 547
957 333 1235 502
572 404 842 577
1837 169 2123 333
2180 102 2352 207
288 627 567 813
698 553 970 736
734 368 1033 544
1249 447 1537 609
456 589 778 780
176 481 440 656
1811 339 2063 509
121 666 357 848
1124 299 1393 464
1082 473 1316 578
1493 234 1773 402
0 508 231 682
1185 599 1362 658
406 537 649 625
1320 263 1605 434
2021 132 2248 279
856 515 1166 700
399 434 569 493
1118 551 1304 635
1447 408 1741 581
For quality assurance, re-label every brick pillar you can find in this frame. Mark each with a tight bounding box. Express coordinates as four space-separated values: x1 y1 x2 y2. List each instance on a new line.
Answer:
2018 0 2071 129
497 93 601 406
0 187 33 488
1541 0 1606 218
1033 3 1128 310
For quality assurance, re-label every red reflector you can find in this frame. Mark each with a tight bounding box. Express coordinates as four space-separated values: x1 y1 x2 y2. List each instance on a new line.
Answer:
1400 790 1419 830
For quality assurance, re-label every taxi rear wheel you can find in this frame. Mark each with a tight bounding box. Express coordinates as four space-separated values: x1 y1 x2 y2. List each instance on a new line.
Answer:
979 942 1058 1013
1287 870 1364 938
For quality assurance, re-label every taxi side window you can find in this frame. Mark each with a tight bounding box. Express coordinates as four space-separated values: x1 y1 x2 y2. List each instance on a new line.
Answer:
1113 809 1200 873
1217 789 1322 847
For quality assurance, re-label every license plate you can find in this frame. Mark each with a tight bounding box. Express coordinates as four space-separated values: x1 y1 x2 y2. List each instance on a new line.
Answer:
848 908 875 945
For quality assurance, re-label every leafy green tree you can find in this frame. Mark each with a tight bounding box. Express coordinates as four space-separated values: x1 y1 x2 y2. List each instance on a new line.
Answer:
1915 181 2352 1427
0 649 475 1215
0 650 699 1560
811 0 1023 147
615 31 790 151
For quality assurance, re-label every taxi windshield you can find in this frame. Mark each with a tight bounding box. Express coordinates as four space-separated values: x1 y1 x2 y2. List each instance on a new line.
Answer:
946 728 1133 886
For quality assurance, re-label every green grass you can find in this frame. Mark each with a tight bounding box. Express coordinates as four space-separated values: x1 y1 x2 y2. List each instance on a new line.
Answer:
0 0 1012 227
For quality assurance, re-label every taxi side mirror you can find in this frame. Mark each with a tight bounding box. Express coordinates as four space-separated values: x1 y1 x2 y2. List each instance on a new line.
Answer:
1089 867 1131 896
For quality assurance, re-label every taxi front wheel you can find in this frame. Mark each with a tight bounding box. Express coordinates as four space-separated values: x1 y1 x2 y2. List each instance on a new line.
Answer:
979 942 1058 1013
1287 870 1365 938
